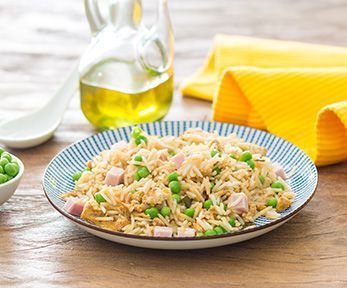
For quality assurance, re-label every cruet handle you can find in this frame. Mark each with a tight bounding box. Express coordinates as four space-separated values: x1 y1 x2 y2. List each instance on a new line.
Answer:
84 0 106 36
137 0 174 74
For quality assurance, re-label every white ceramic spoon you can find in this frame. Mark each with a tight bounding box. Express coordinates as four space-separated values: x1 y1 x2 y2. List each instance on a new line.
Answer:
0 65 79 149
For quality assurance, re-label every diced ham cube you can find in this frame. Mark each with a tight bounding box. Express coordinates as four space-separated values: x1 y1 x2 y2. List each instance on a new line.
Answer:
171 152 185 168
105 167 125 186
63 197 85 217
111 141 127 150
153 226 173 237
228 192 249 215
177 228 196 237
273 162 286 179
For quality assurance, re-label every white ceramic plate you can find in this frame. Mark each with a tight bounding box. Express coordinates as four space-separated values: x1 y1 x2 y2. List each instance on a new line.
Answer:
43 121 318 249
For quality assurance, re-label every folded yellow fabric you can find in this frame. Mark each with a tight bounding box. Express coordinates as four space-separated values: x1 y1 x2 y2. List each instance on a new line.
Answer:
180 35 347 166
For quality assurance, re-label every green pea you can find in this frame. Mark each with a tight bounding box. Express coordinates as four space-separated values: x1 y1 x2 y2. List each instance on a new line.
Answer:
197 232 204 237
168 150 176 156
259 175 265 184
168 172 178 182
145 207 159 218
131 126 142 138
0 148 4 156
6 175 13 181
210 182 215 190
0 174 7 184
169 180 181 194
229 154 236 159
4 163 19 177
1 152 12 162
210 150 221 157
214 226 225 235
246 159 255 169
213 167 221 175
172 194 181 203
267 198 278 208
72 171 82 182
0 158 9 168
160 206 171 217
134 172 141 181
0 166 3 174
184 208 195 218
134 155 142 166
204 229 217 236
271 181 285 190
203 199 213 210
95 193 106 204
135 135 148 146
134 155 142 162
138 166 150 178
228 217 236 227
239 151 252 162
11 161 19 170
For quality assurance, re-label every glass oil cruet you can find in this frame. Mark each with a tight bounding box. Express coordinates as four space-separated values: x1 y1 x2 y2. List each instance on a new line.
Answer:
79 0 174 129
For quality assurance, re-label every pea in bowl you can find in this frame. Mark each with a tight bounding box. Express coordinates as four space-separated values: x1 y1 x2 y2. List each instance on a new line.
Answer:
0 150 24 206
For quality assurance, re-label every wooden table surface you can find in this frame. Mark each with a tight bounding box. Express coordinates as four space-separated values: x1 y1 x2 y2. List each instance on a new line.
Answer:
1 0 346 287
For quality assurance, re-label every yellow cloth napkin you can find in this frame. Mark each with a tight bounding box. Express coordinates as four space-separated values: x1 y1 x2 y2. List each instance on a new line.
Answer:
180 35 347 166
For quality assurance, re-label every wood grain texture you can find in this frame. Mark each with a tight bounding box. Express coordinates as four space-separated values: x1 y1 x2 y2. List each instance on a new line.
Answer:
0 0 346 287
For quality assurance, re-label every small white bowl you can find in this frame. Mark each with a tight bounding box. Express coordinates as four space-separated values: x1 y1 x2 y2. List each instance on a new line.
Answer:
0 155 24 206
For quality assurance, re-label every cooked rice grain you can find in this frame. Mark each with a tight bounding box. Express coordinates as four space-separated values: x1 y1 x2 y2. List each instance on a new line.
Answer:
61 128 294 237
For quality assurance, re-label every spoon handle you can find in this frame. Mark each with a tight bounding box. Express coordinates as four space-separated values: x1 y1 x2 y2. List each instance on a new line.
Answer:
44 64 79 118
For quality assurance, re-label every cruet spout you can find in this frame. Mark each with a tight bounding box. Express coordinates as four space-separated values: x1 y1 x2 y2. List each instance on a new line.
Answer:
137 0 174 74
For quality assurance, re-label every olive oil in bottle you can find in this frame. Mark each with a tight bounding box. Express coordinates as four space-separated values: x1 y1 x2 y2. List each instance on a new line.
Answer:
80 56 174 130
80 74 173 130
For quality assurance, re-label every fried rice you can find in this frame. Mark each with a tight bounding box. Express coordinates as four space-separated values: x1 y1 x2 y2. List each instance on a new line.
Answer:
61 128 295 237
